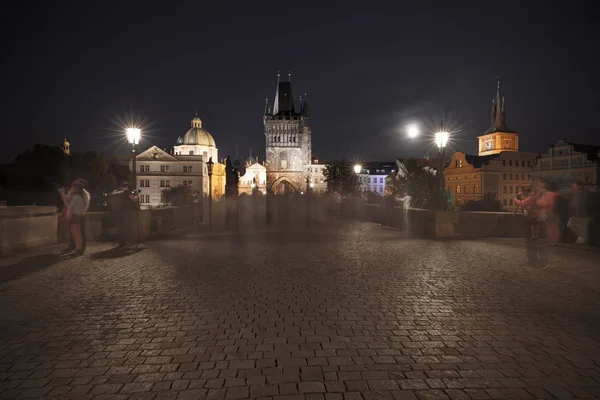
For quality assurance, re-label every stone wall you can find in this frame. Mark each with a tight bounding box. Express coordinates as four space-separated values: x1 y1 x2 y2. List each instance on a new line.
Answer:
0 206 194 256
0 206 58 256
359 205 532 239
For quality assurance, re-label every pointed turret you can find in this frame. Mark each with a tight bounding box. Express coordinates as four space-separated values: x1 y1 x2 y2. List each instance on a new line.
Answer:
484 78 515 134
301 93 310 117
272 72 296 116
264 98 269 116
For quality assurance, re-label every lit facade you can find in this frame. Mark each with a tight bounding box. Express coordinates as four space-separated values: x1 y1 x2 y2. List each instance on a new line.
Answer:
309 157 327 194
239 161 267 195
131 115 225 207
357 162 395 196
531 140 600 192
264 74 312 193
445 151 537 209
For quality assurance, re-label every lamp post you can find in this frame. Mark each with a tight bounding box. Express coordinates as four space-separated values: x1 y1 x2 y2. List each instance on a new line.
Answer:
434 122 449 210
126 127 141 190
206 157 214 231
353 164 362 194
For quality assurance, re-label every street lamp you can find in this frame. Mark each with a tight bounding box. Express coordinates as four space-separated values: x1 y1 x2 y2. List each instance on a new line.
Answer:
206 157 214 231
353 164 362 174
435 121 449 210
126 127 141 190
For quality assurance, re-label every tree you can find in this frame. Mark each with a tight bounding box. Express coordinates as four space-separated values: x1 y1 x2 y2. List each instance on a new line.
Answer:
0 144 119 208
460 193 502 212
323 159 359 196
162 185 192 206
393 159 439 209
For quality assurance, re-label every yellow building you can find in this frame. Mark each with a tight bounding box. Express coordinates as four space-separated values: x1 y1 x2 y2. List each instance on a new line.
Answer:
445 80 537 209
211 162 226 199
445 152 536 209
477 80 519 156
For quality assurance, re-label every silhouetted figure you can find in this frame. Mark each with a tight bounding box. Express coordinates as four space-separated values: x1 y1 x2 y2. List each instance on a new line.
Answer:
567 181 591 244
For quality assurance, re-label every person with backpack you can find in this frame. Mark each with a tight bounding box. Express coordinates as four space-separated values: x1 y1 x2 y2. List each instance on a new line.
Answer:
537 182 563 246
567 181 591 244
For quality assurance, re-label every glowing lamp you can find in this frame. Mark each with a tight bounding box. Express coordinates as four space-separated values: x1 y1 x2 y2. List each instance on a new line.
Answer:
435 131 449 149
353 164 362 174
126 127 141 145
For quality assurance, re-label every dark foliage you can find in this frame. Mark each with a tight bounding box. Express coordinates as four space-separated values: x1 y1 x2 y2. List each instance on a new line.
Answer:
460 193 502 212
393 159 439 210
323 159 359 196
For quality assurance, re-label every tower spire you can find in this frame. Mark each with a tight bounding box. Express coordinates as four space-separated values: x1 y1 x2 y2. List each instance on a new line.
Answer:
272 69 295 115
484 77 513 134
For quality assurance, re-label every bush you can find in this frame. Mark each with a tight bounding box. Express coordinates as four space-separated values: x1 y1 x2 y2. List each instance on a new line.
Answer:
460 194 502 212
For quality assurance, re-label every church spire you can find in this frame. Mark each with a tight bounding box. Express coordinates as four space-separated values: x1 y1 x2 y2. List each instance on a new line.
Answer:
484 77 514 134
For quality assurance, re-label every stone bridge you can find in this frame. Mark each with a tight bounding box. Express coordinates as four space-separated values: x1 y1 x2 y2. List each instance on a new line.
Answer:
1 221 600 399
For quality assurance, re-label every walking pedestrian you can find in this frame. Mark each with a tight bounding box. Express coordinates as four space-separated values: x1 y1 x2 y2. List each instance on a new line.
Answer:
567 181 591 244
537 182 563 246
514 188 543 240
60 179 90 256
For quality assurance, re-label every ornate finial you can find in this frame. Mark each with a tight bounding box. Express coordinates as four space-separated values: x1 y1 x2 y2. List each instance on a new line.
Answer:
496 76 500 88
235 144 239 159
288 70 291 81
277 71 280 81
195 110 198 117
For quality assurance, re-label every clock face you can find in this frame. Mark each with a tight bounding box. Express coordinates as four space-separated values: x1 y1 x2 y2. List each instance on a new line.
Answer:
504 140 511 149
485 140 492 150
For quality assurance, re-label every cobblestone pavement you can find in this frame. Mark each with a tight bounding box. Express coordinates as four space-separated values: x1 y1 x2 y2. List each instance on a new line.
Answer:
1 221 600 400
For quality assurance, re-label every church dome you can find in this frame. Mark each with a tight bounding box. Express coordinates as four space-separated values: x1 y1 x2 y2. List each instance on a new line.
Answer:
176 116 216 147
62 137 70 147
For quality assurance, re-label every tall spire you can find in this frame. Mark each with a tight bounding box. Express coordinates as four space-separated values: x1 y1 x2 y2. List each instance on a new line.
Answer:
264 98 269 115
484 77 514 134
272 70 295 116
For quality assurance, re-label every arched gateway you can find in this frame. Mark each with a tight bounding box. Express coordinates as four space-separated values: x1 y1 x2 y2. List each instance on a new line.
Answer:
270 177 298 194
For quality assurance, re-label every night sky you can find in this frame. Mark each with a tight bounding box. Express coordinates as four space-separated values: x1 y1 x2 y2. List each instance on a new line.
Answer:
2 1 597 164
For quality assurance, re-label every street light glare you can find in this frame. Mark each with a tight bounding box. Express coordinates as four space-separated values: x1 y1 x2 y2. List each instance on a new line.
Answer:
435 131 449 148
354 164 362 174
126 127 141 145
407 125 419 138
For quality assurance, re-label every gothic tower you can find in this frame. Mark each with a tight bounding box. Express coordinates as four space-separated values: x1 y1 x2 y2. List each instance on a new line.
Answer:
477 78 519 156
263 72 311 193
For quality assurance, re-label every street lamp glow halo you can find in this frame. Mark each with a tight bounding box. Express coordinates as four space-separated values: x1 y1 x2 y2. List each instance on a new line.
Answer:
353 164 362 174
126 127 141 145
435 131 449 148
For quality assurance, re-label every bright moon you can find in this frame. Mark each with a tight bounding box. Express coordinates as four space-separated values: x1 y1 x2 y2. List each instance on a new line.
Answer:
407 125 419 138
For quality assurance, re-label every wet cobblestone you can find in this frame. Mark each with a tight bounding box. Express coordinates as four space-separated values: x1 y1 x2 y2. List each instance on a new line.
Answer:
1 222 599 399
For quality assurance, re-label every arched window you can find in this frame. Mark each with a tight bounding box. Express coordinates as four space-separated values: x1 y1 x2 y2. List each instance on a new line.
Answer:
474 184 479 194
455 185 461 194
464 185 469 194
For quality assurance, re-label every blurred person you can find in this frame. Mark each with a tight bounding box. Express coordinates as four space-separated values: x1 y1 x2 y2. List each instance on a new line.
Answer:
60 179 90 256
514 188 543 240
567 181 591 244
537 182 563 246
